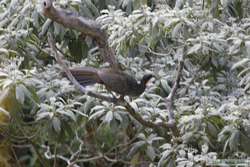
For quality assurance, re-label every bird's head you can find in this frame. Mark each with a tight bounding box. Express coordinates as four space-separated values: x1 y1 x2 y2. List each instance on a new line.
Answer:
141 74 155 88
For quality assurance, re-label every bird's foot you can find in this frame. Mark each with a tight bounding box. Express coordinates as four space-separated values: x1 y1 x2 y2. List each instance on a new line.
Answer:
116 95 126 104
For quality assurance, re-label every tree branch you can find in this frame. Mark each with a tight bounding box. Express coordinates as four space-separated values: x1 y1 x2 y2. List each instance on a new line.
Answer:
42 0 119 69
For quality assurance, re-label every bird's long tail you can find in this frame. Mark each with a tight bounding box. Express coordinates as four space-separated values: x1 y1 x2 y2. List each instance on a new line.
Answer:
62 67 102 86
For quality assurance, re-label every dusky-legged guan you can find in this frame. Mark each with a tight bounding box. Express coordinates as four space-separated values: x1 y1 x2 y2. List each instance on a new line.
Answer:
63 67 153 97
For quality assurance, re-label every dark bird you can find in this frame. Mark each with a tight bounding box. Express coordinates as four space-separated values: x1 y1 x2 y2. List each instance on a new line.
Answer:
64 67 154 97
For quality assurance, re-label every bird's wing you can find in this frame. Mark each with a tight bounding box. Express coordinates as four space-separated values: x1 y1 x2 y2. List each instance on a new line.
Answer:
64 67 102 86
97 70 129 95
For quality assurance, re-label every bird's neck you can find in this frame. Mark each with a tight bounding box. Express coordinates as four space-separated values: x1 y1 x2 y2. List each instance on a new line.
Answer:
136 81 146 94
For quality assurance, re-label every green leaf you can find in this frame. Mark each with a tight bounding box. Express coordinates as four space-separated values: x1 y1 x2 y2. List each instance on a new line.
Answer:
231 58 250 70
84 97 95 113
187 43 201 55
0 107 10 118
52 117 61 133
57 109 76 122
63 121 74 138
15 85 25 104
0 71 8 78
24 84 40 103
228 39 242 55
114 112 123 122
54 22 65 38
89 109 105 120
40 19 52 36
223 139 230 156
1 79 13 89
160 79 171 94
240 133 250 154
104 110 113 123
130 101 139 112
146 145 156 161
72 109 88 118
206 121 218 138
36 112 51 121
158 150 174 167
245 41 250 55
229 130 240 151
68 38 88 62
84 0 100 17
128 141 146 158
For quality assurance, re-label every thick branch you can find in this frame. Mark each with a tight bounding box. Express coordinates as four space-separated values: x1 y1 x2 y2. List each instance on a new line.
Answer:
42 0 103 42
47 33 118 103
42 0 119 69
167 60 184 104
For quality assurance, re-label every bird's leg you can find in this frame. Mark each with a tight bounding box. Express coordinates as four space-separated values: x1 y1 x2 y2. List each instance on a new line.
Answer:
107 88 124 104
117 95 126 105
109 91 120 103
110 91 124 103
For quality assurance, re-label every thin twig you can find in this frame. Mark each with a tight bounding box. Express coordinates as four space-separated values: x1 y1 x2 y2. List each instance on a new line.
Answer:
166 60 184 114
17 124 49 167
44 145 77 166
67 132 84 167
29 140 49 167
10 146 22 167
53 143 57 167
75 155 103 163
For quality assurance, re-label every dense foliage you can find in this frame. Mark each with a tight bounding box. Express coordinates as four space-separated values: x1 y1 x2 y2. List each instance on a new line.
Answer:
0 0 250 166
